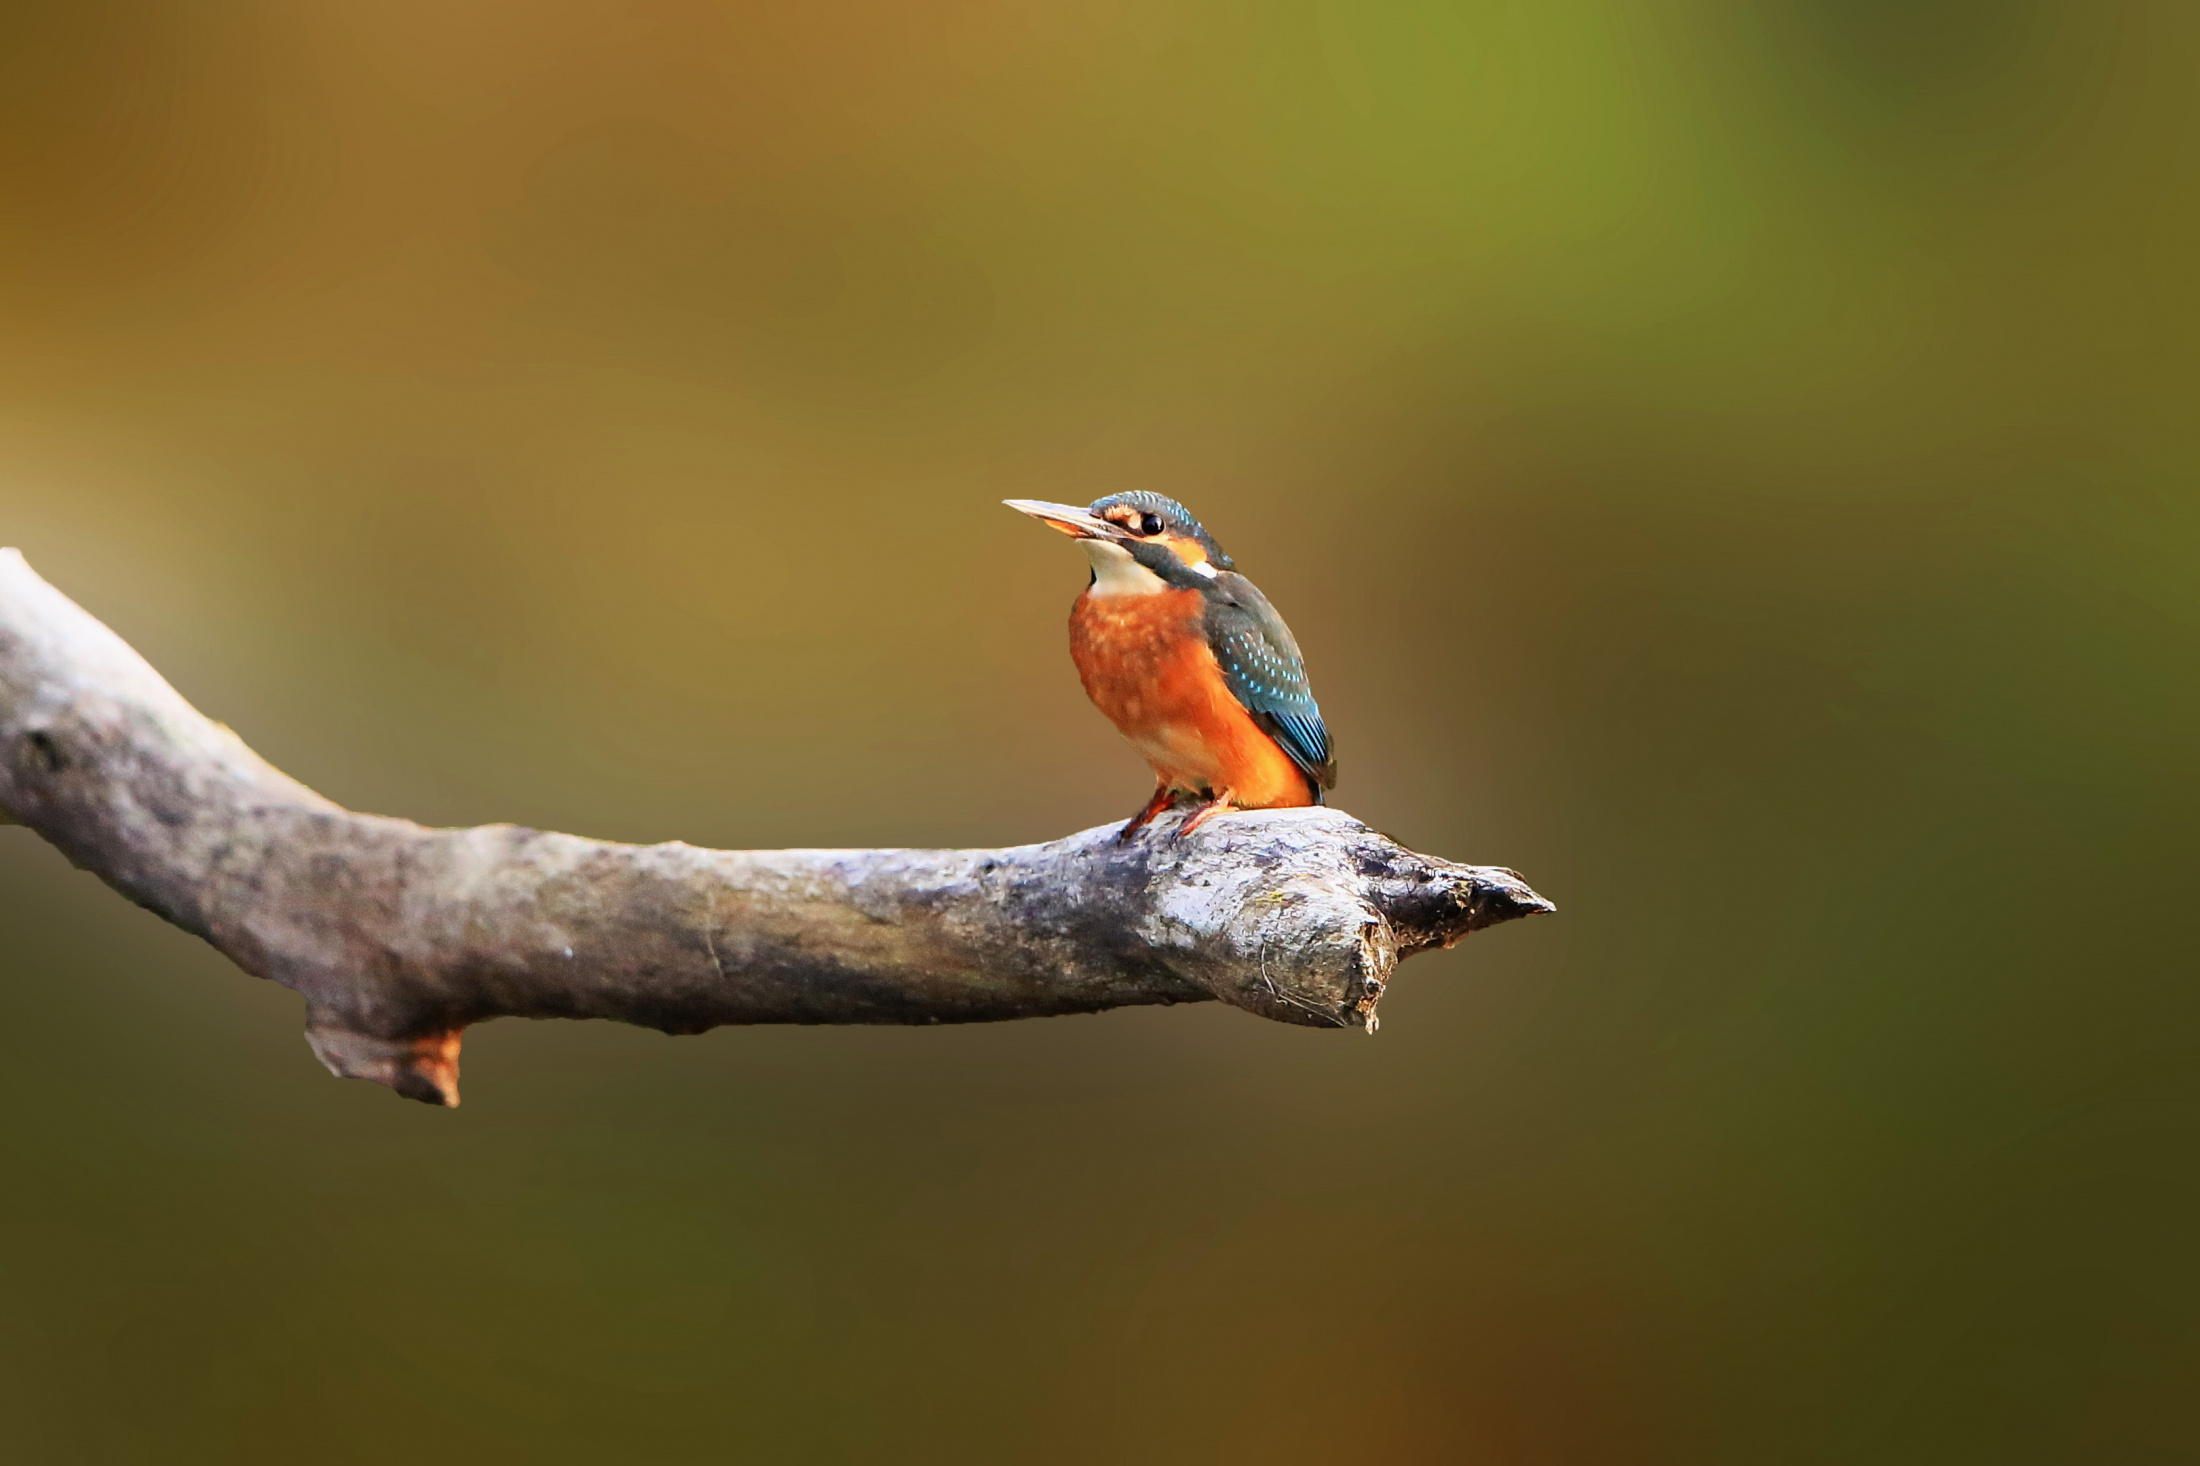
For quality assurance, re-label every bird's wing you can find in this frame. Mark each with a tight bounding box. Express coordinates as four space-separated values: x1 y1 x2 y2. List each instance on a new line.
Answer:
1204 573 1336 793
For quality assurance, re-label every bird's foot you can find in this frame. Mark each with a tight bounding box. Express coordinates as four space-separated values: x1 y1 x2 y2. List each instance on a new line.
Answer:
1174 789 1238 839
1117 785 1180 843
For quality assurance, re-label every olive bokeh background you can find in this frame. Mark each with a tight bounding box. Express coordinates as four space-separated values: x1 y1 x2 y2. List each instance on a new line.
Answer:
1 2 2192 1461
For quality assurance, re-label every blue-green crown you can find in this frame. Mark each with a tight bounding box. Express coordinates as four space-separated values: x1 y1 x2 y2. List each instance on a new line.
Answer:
1087 492 1234 571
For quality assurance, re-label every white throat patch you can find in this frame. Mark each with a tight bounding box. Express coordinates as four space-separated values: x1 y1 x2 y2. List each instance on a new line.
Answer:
1079 539 1170 597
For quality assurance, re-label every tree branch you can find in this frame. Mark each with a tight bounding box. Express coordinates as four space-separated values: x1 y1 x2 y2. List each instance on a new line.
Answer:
0 549 1550 1106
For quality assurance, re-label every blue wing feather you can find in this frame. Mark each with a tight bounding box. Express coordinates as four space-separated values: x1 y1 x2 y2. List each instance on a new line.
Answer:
1204 574 1336 794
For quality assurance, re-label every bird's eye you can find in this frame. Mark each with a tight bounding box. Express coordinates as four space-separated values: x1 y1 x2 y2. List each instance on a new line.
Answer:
1139 512 1163 537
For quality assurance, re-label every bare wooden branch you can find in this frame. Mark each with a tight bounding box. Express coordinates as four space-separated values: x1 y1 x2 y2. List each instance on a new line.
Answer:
0 549 1549 1106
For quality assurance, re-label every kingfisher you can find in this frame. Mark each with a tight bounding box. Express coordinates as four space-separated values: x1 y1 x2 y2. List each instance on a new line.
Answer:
1006 492 1335 839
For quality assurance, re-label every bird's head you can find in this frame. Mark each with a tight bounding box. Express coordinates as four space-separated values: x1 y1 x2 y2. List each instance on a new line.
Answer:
1004 492 1234 595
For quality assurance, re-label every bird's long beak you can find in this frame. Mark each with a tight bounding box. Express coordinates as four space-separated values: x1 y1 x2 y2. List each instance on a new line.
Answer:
1004 499 1124 541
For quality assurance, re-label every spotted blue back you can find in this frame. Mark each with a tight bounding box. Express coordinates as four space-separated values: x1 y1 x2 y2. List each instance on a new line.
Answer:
1203 573 1335 796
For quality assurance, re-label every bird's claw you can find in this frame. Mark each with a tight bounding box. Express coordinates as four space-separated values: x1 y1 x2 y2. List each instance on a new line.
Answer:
1117 785 1179 843
1174 789 1237 839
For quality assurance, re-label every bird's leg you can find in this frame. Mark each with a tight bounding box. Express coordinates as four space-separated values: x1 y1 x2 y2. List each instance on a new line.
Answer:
1175 788 1239 839
1117 783 1179 843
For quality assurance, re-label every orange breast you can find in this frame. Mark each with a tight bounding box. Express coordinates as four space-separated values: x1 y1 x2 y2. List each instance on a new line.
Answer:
1067 588 1314 808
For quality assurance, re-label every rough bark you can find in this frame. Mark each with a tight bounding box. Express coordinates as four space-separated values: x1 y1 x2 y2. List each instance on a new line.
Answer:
0 549 1550 1106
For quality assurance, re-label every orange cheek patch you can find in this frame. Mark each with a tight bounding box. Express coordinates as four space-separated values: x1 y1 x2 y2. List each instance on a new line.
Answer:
1159 535 1209 568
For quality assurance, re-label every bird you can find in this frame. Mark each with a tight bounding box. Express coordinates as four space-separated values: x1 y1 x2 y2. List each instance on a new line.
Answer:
1005 492 1335 839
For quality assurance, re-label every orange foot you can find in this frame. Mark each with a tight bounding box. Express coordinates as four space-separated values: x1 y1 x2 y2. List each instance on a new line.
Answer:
1118 784 1179 843
1176 788 1238 839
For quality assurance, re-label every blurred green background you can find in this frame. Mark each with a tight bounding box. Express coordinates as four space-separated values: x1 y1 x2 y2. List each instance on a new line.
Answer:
1 1 2193 1460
